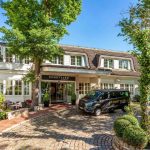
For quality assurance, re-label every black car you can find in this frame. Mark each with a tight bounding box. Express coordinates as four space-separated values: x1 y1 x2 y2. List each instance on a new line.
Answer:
78 89 130 116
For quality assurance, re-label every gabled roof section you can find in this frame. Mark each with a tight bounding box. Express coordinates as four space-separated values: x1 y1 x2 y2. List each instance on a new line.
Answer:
61 45 140 75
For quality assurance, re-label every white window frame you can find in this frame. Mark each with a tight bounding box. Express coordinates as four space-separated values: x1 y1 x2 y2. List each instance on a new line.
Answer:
15 56 23 64
24 81 30 95
79 83 91 95
101 83 114 89
5 48 13 63
24 57 30 64
99 55 134 71
120 84 134 95
14 80 22 95
65 51 89 68
71 55 82 66
104 59 114 69
6 80 13 95
51 56 64 65
119 59 130 70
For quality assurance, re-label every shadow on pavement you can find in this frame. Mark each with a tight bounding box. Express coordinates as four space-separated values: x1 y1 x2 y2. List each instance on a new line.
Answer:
0 108 124 149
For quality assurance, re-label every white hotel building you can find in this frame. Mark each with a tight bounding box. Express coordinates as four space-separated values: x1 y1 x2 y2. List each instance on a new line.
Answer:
0 43 140 103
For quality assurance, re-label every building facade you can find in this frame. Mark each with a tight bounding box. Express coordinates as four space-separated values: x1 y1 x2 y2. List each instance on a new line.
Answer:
0 43 140 104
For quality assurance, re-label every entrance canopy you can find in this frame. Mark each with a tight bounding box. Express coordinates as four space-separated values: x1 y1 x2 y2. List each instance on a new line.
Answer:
41 67 112 75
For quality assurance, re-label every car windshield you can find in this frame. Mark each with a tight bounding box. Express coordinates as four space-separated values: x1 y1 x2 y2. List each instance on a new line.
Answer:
84 91 102 99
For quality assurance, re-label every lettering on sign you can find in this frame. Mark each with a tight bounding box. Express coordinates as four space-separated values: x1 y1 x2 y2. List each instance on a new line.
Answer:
42 75 75 81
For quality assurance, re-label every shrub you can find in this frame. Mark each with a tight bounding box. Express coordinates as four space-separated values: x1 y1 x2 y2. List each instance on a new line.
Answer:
0 111 7 120
43 92 49 102
124 106 134 115
123 125 148 148
119 115 139 126
114 118 131 138
133 95 141 102
0 93 5 109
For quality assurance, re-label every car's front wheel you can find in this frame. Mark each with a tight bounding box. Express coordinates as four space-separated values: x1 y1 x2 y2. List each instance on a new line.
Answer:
94 108 101 116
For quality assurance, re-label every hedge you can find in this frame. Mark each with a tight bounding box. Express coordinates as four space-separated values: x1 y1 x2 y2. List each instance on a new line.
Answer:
123 125 148 148
119 114 139 126
114 115 148 148
113 118 131 138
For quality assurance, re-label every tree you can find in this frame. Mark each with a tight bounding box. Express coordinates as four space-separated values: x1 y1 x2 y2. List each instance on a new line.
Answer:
0 0 81 107
119 0 150 133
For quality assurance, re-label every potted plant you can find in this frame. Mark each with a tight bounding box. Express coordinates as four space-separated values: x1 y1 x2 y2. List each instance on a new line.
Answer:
43 91 49 107
71 93 76 105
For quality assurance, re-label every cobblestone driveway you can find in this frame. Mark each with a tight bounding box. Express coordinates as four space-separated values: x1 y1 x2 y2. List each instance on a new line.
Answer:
0 108 124 150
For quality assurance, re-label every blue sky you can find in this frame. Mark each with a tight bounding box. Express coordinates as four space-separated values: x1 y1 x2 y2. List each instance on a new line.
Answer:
0 0 138 52
60 0 138 52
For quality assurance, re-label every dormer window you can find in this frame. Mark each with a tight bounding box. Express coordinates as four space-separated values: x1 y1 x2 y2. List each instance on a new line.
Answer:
51 56 63 65
71 55 82 66
119 60 130 70
104 59 113 69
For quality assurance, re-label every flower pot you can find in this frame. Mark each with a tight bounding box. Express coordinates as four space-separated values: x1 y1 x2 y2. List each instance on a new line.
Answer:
71 100 76 105
44 101 49 107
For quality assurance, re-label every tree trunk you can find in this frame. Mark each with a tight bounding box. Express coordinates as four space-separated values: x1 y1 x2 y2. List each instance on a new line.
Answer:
32 59 41 107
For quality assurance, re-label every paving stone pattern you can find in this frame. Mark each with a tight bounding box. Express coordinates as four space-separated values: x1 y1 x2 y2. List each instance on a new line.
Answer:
0 108 124 150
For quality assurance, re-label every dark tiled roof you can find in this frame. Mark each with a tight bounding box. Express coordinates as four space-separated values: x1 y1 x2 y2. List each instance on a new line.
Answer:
111 70 140 77
61 45 140 77
0 42 140 77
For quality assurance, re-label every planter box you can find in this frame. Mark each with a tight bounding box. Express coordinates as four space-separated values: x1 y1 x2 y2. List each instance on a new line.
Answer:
7 108 29 120
113 135 143 150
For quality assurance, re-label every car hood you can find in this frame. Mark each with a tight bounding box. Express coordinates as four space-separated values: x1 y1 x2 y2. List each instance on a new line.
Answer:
80 98 95 103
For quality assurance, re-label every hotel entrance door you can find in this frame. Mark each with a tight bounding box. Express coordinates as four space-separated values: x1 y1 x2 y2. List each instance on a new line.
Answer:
51 83 64 103
41 82 75 103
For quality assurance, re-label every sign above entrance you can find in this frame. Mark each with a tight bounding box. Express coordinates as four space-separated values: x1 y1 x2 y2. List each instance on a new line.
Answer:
42 75 75 81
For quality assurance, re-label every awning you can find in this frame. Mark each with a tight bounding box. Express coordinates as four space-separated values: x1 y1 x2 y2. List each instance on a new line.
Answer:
41 67 112 75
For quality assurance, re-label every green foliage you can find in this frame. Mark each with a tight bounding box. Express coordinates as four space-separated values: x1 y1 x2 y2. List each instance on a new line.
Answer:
114 114 148 148
0 111 7 120
0 0 81 61
0 93 5 105
119 114 139 126
119 0 150 132
123 125 148 148
43 91 49 102
0 93 5 110
114 118 131 137
23 70 36 83
124 106 134 115
0 0 82 106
